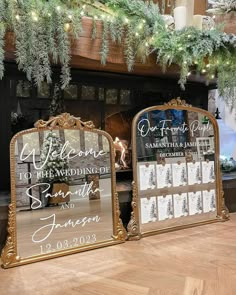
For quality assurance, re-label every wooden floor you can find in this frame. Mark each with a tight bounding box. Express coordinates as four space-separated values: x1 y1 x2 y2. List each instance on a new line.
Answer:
2 214 236 295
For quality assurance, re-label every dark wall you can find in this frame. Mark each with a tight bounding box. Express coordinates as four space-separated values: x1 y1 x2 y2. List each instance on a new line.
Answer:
0 61 211 191
0 79 11 191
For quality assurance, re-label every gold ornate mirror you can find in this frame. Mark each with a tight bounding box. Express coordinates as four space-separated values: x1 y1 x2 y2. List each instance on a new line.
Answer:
1 113 126 268
128 99 229 239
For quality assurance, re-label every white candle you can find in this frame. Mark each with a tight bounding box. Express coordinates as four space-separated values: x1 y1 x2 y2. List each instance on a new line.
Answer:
175 0 194 27
186 0 194 26
174 6 187 30
193 15 203 30
175 0 187 6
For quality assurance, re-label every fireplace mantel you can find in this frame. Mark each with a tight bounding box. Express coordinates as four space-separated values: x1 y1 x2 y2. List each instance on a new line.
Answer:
4 17 182 79
4 10 234 83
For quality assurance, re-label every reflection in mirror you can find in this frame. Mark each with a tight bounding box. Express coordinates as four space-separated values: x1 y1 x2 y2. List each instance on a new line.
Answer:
1 114 126 268
130 100 228 238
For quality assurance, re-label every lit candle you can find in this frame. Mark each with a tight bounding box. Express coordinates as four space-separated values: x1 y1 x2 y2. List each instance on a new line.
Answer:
174 6 187 30
193 15 203 30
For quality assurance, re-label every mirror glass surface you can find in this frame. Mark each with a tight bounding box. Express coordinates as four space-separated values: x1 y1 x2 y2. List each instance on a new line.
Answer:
135 108 218 234
13 128 113 258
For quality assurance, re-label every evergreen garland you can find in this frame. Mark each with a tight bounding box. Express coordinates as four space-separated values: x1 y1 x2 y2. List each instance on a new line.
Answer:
100 19 109 65
0 0 235 106
0 23 5 79
49 83 65 117
208 0 236 14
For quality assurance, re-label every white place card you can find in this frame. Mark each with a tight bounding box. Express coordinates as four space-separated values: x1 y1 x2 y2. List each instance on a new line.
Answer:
156 164 172 188
203 189 216 213
157 195 173 221
188 191 203 215
141 197 157 224
173 193 188 218
202 161 215 183
139 164 156 190
187 161 201 185
172 163 187 187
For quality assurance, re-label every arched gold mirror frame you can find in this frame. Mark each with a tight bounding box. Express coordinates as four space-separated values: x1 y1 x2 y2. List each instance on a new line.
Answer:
1 113 126 268
128 98 229 240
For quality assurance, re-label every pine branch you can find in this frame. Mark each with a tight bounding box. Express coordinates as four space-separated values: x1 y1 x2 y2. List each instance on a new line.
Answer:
0 22 5 79
100 20 109 65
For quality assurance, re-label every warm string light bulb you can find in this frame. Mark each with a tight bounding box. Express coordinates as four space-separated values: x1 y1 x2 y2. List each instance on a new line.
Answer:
31 12 38 22
64 23 70 31
124 17 129 24
138 23 143 30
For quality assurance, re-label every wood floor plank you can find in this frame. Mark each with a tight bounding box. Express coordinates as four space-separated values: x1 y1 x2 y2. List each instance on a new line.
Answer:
2 214 236 294
183 277 204 295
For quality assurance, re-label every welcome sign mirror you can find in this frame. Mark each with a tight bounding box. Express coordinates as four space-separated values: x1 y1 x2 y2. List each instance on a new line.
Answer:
128 98 229 239
1 113 126 268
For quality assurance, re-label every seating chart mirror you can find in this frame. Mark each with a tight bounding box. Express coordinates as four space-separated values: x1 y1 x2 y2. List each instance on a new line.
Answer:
128 98 229 238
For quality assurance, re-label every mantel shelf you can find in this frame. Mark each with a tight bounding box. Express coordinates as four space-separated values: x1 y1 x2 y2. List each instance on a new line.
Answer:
4 17 181 79
4 15 230 84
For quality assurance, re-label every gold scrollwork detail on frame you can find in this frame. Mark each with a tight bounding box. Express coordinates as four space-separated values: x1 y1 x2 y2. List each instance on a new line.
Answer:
34 113 95 129
164 97 192 107
1 203 19 268
127 182 141 240
219 190 230 221
113 193 127 241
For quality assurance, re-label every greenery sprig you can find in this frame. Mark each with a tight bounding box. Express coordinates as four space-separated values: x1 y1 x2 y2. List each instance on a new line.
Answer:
0 0 235 107
207 0 236 14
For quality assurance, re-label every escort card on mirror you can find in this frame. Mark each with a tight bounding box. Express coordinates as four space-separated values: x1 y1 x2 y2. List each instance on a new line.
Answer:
188 191 203 215
156 164 172 188
173 193 188 218
157 195 173 221
187 161 201 185
139 163 156 190
202 161 215 183
141 196 157 224
172 162 187 187
203 189 216 213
